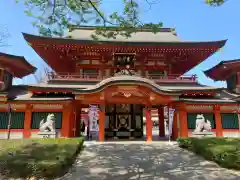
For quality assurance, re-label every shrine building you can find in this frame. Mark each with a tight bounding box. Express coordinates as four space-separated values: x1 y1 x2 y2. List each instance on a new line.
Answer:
0 26 239 141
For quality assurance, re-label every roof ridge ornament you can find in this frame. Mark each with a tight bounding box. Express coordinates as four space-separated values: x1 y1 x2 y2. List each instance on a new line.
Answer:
114 69 137 76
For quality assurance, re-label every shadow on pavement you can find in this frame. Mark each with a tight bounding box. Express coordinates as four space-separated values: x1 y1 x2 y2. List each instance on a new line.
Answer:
59 142 240 180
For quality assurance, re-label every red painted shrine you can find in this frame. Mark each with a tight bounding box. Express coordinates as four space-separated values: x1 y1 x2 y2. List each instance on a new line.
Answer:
0 26 239 140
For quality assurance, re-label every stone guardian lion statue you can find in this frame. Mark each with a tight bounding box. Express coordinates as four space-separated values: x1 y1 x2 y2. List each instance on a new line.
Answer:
39 113 56 132
194 114 212 133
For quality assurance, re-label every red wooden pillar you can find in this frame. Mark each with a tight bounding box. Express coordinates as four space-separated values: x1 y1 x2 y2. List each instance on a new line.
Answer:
62 103 74 137
23 104 33 138
145 108 152 141
214 105 223 137
75 105 81 137
158 107 165 137
171 110 178 140
98 106 105 141
179 104 188 137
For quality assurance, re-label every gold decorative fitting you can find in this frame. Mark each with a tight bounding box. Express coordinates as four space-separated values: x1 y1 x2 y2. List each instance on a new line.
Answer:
150 96 155 101
123 92 131 98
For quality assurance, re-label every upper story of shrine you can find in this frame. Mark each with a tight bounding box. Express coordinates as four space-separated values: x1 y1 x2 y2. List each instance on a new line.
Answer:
23 26 227 84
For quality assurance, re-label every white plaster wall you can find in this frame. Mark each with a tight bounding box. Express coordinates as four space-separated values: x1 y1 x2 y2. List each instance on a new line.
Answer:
223 131 240 137
187 131 240 138
188 131 216 137
31 131 61 138
0 132 23 139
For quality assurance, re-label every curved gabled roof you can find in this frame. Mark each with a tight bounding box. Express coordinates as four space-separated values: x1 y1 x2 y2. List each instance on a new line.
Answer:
73 75 223 94
0 52 37 78
1 76 235 103
22 32 227 75
26 76 224 92
204 59 240 81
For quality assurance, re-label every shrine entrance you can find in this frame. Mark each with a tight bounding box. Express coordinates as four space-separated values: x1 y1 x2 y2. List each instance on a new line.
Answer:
105 104 144 140
75 79 176 141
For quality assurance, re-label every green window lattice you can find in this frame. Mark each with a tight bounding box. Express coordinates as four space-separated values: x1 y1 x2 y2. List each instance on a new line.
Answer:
221 113 239 129
0 112 25 129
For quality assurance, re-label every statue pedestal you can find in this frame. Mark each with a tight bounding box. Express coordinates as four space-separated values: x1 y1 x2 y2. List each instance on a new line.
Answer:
192 131 215 138
38 131 57 138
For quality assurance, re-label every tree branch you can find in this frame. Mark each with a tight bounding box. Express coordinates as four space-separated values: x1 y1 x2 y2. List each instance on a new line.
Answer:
18 0 228 39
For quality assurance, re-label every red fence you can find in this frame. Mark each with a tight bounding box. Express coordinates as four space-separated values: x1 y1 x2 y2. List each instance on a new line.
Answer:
46 72 197 83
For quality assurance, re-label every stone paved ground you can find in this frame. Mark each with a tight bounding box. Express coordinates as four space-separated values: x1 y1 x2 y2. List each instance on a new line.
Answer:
58 141 240 180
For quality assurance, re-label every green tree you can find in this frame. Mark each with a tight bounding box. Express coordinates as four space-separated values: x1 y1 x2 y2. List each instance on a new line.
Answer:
17 0 227 39
205 0 226 6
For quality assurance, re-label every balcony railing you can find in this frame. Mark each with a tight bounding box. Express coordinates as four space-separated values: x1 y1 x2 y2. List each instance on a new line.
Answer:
46 72 197 83
147 74 197 83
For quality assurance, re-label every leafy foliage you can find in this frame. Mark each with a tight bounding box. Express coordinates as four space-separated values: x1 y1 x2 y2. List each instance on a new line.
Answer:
0 138 84 179
205 0 226 6
16 0 227 39
177 137 240 170
15 0 165 39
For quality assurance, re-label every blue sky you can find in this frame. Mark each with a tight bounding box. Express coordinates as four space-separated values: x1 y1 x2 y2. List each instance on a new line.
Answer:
0 0 239 86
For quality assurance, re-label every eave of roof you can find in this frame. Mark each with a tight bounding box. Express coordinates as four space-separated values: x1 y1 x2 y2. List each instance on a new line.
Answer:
4 82 236 103
232 95 240 101
2 85 73 101
180 98 237 103
0 52 37 78
26 77 227 96
23 33 227 47
72 76 224 95
69 26 175 33
22 32 227 75
204 59 240 81
11 97 73 101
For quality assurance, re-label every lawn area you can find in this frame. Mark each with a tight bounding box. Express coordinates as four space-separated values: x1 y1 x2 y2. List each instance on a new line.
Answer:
177 137 240 170
0 138 84 179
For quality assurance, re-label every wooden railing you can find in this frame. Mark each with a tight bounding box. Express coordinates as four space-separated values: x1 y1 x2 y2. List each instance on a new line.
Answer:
47 72 104 81
146 74 197 83
46 72 197 83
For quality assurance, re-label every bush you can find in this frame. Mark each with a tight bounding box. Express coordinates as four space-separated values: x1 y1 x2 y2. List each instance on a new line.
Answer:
177 137 240 170
0 138 84 179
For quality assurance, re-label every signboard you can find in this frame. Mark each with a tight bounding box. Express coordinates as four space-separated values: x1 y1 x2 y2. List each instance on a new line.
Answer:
88 105 99 132
168 108 175 137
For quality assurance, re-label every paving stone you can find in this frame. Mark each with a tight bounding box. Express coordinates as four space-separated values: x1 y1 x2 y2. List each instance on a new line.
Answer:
57 142 240 180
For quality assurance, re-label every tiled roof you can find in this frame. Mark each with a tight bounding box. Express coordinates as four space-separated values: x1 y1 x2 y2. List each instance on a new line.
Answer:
28 76 223 93
0 52 37 78
23 32 226 46
204 59 240 81
72 76 223 94
68 27 182 43
180 98 236 103
28 83 89 89
180 89 238 103
14 97 73 101
0 77 237 103
1 85 73 101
